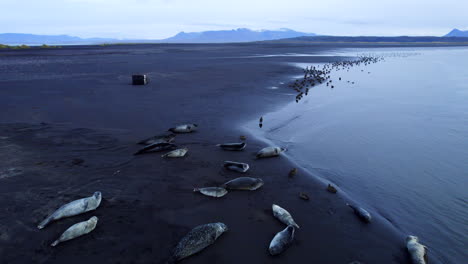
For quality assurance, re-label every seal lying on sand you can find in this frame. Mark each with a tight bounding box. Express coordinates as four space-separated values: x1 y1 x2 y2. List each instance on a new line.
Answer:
223 161 249 173
272 204 300 229
38 192 102 229
193 187 228 198
406 236 428 264
170 222 227 262
222 177 263 190
137 133 175 145
347 203 372 223
134 142 177 155
256 146 285 158
217 142 246 151
51 216 98 247
269 225 295 256
162 148 188 158
168 124 198 133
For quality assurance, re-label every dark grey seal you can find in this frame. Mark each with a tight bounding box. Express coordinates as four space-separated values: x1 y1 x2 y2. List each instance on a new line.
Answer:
222 177 263 191
170 222 227 262
134 142 177 155
269 225 295 256
217 142 246 151
168 124 198 133
223 161 249 173
137 133 175 145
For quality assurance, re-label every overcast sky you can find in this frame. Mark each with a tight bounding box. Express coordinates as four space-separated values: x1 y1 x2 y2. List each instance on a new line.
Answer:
1 0 466 39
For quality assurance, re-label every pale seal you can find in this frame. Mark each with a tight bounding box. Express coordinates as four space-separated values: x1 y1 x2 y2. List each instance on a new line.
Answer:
256 146 285 158
269 225 295 256
272 204 300 229
38 192 102 229
217 142 246 151
347 203 372 223
222 177 263 191
161 148 188 158
170 222 227 262
137 133 175 145
134 142 177 155
223 161 249 173
193 187 228 198
168 124 198 133
406 235 428 264
51 216 98 247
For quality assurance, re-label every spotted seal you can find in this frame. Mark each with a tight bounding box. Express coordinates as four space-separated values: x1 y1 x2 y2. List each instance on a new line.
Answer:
170 222 227 262
38 192 102 229
51 216 98 247
256 146 285 158
406 235 428 264
272 204 300 229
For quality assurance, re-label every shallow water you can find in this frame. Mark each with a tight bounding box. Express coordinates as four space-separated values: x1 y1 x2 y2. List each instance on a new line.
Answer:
248 47 468 264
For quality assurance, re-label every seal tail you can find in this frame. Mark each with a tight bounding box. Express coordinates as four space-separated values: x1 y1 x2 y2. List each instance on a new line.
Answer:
51 240 59 247
193 188 200 192
37 216 52 229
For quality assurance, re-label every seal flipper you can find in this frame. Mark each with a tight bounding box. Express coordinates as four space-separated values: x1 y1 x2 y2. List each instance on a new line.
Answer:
424 246 428 263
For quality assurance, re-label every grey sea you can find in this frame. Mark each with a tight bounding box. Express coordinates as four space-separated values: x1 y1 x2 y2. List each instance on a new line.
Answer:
248 47 468 264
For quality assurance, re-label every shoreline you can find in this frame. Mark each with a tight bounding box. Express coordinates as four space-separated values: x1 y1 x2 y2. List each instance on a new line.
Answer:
0 44 412 263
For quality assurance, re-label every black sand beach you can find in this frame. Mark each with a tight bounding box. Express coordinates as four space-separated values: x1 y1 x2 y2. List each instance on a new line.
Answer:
0 43 438 263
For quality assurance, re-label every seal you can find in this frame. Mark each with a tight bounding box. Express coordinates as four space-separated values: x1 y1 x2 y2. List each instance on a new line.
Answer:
256 146 285 158
170 222 227 262
216 142 246 151
223 161 249 173
193 187 228 198
134 142 177 155
38 192 102 229
406 235 428 264
161 148 188 158
269 225 295 256
347 203 372 223
51 216 98 247
137 133 175 145
222 177 264 191
272 204 300 229
168 124 198 133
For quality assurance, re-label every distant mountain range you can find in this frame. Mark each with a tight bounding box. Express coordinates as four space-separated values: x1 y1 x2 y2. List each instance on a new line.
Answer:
0 29 315 45
161 28 316 43
0 33 117 45
1 28 468 45
444 28 468 37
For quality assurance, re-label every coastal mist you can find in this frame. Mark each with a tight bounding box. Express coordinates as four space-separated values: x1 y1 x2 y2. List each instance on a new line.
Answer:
248 47 468 264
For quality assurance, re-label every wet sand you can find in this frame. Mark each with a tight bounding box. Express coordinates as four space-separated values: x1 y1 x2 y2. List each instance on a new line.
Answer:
0 43 419 263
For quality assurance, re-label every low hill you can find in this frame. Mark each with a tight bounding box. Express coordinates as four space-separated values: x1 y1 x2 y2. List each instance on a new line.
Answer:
444 29 468 37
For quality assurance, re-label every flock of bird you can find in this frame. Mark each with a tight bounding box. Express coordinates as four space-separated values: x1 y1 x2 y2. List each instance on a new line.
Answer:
289 56 384 103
